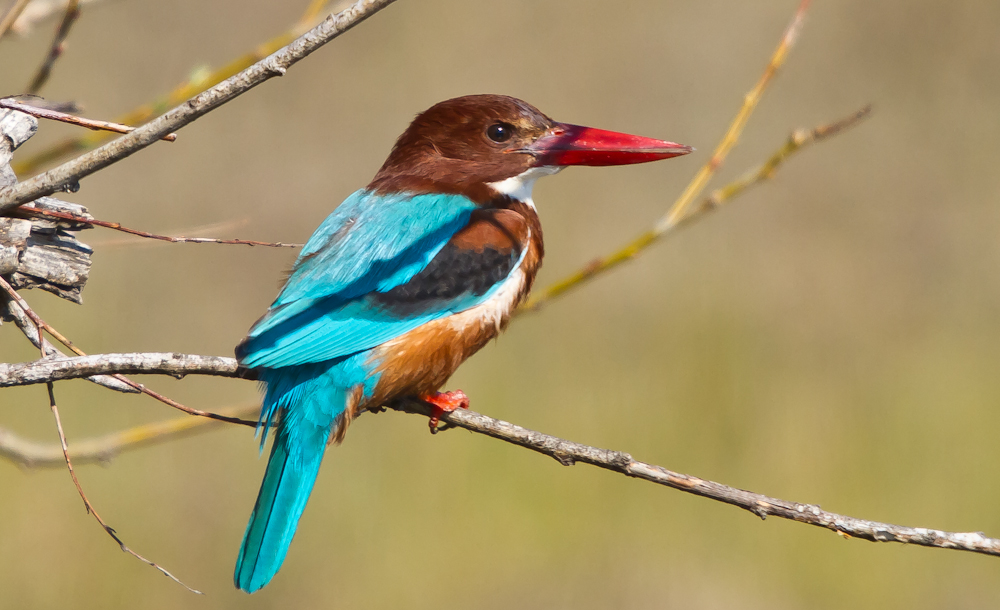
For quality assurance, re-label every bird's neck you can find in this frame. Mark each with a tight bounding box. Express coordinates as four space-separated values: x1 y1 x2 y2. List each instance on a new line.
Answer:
485 166 563 210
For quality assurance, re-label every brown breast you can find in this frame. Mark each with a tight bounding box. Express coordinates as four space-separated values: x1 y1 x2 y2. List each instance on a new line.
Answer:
361 200 543 411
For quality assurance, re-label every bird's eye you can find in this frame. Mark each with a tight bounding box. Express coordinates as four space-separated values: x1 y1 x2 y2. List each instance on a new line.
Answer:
486 123 514 143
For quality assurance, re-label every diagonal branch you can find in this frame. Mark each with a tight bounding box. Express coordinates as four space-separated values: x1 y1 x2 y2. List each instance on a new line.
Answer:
13 0 332 176
0 0 401 213
2 351 998 559
390 398 1000 558
664 0 810 227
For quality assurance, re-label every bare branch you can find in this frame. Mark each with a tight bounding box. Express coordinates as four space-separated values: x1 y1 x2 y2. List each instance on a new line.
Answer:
4 350 996 560
0 99 178 141
45 382 202 593
25 0 80 94
0 0 401 213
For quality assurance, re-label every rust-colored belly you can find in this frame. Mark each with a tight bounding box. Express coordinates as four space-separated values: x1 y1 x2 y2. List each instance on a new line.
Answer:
362 265 529 411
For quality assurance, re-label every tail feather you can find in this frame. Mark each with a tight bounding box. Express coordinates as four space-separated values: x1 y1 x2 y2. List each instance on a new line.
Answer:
235 369 347 593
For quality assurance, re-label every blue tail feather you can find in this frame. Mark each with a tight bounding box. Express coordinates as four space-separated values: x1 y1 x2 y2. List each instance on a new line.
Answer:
235 366 349 593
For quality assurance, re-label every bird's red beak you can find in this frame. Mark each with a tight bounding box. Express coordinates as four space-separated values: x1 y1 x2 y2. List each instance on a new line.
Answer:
524 122 692 167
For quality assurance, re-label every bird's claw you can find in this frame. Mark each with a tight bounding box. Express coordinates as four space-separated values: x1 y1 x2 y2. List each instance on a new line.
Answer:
422 390 470 434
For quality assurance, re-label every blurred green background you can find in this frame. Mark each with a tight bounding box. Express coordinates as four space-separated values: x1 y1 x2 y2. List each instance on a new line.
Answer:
2 0 999 607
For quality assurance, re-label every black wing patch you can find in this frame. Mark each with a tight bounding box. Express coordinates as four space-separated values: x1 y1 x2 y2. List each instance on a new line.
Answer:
373 243 519 316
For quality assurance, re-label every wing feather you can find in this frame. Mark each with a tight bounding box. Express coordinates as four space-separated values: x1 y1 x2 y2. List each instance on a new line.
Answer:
238 199 529 368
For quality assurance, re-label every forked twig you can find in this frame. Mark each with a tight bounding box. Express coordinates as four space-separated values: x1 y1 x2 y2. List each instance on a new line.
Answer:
7 221 191 585
694 105 872 216
1 295 136 392
521 0 811 313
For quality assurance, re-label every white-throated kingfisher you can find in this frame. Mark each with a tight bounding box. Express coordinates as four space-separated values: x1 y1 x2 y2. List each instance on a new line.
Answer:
234 94 691 592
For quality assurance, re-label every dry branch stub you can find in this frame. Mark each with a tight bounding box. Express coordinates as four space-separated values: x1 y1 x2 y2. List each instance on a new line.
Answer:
0 108 92 307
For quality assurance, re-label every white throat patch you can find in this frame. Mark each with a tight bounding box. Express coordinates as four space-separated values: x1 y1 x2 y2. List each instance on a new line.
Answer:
486 166 563 208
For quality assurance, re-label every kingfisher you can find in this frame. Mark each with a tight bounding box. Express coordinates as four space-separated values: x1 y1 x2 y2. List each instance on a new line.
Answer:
233 94 691 592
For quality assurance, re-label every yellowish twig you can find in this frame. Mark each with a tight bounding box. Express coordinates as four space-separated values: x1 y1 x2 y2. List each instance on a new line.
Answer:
519 104 870 314
12 0 334 176
519 0 811 313
0 404 260 468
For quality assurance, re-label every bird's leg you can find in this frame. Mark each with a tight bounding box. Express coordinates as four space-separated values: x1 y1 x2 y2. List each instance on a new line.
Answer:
421 390 470 434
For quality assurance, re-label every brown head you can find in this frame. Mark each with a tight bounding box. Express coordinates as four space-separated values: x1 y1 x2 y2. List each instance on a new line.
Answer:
368 94 691 204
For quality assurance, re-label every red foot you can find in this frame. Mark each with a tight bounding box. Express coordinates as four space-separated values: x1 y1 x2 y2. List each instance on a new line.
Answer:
422 390 470 433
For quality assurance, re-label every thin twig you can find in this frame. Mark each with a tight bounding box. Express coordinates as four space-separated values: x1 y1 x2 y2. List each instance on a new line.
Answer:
520 0 811 314
2 351 997 559
21 206 301 247
0 99 177 142
45 382 202 593
9 0 353 177
25 0 81 95
126 382 258 427
0 0 32 39
0 404 260 467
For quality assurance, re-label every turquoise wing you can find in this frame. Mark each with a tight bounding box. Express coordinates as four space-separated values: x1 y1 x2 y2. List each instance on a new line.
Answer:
238 189 492 368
